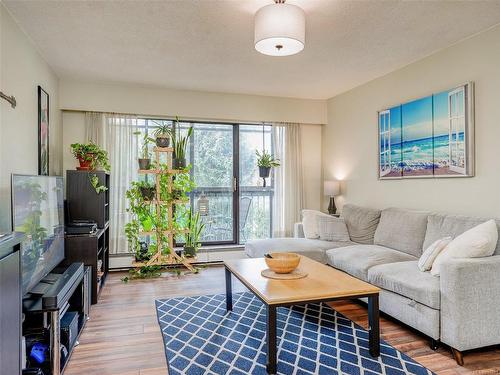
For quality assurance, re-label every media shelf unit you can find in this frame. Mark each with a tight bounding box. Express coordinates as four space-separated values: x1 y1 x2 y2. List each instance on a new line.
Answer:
65 169 110 304
22 263 91 375
64 227 109 304
66 170 110 228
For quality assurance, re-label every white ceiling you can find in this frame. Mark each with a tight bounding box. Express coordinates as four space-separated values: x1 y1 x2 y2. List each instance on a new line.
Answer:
4 0 500 99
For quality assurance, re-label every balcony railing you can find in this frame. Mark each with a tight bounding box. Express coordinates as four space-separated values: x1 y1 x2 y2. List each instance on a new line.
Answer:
188 186 273 244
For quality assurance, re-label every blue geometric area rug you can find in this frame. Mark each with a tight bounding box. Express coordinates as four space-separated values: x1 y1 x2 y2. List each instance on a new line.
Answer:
155 292 434 375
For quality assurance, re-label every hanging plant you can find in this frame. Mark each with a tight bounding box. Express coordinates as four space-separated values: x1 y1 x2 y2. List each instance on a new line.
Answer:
256 149 280 185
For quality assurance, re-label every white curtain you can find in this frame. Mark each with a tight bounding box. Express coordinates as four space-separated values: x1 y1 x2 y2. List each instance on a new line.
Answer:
84 112 139 254
105 114 139 254
84 112 105 144
272 123 304 237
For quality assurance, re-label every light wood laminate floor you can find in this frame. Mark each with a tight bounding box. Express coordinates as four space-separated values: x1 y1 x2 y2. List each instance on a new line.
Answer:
64 266 500 375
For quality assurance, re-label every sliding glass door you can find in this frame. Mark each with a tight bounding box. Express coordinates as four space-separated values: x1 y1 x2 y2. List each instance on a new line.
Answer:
239 125 273 242
187 122 235 244
138 119 274 247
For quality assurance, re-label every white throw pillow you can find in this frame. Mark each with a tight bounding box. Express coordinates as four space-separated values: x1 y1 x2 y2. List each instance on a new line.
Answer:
302 209 331 239
318 217 351 242
418 237 451 272
431 220 499 276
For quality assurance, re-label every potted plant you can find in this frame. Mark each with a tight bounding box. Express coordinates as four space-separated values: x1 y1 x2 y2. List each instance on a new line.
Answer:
256 149 280 178
153 124 172 148
134 132 155 170
183 211 205 257
136 180 156 200
135 241 151 262
70 142 110 171
70 142 110 193
172 126 193 169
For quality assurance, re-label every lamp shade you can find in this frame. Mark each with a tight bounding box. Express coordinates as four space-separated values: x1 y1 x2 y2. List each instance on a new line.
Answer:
254 2 305 56
324 180 340 197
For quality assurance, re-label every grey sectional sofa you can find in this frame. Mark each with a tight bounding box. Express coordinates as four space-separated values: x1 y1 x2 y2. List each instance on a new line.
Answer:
244 204 500 365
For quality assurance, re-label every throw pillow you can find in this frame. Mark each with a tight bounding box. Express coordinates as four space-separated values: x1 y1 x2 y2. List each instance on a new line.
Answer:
431 220 499 276
417 237 451 272
302 209 331 239
318 217 351 242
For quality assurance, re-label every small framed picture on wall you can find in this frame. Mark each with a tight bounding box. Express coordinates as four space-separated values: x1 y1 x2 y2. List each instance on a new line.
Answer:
38 86 49 175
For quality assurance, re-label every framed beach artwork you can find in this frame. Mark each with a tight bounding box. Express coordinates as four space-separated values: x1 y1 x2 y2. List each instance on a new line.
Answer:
378 82 474 179
38 86 49 176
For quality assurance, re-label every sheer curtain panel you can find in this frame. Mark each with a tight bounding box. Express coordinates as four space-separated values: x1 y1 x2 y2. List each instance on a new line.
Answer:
272 123 304 237
84 112 139 254
84 112 105 145
105 114 139 254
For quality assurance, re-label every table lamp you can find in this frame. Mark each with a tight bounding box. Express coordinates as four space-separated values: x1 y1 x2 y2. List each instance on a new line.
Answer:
324 180 340 215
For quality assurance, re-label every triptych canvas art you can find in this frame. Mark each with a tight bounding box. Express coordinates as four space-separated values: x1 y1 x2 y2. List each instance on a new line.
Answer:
378 82 474 179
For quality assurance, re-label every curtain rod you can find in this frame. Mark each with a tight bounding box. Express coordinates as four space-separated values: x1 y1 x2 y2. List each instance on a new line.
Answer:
0 91 16 108
61 108 324 126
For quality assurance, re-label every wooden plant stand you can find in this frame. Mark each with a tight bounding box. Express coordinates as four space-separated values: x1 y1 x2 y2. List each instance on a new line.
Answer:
131 146 195 272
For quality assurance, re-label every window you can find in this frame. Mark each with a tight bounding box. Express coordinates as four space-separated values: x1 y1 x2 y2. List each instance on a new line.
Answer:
135 119 274 246
378 110 391 177
448 87 466 174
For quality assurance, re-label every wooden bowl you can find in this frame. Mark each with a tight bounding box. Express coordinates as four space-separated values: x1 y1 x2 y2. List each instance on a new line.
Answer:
264 253 300 274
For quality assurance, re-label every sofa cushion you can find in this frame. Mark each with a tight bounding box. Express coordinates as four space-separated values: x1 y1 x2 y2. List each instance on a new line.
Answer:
374 208 429 257
424 214 500 255
342 204 381 244
418 237 451 271
326 245 416 281
302 209 331 239
318 216 350 242
368 261 440 309
431 220 499 276
245 238 354 264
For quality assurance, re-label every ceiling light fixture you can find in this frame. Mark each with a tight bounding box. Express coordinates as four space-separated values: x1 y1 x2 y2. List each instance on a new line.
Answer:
254 0 306 57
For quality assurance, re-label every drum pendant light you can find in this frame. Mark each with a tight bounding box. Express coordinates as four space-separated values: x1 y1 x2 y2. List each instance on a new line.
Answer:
254 0 306 56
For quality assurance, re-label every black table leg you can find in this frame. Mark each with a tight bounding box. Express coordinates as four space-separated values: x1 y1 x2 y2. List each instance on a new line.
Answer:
225 266 232 312
368 294 380 357
266 305 277 374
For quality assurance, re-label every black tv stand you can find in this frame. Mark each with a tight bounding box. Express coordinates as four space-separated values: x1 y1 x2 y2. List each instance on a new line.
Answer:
23 263 91 375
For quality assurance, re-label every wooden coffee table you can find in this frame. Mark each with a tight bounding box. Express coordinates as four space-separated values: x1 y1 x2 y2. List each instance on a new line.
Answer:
224 256 380 374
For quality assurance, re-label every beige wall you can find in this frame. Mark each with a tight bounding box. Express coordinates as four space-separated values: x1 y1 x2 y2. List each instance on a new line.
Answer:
0 4 61 232
323 24 500 218
60 80 327 125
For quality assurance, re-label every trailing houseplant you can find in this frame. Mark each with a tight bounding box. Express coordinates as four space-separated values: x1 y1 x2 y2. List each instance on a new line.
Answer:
70 142 110 171
70 142 110 193
134 131 155 170
172 124 193 169
153 124 172 148
183 211 205 257
256 149 280 178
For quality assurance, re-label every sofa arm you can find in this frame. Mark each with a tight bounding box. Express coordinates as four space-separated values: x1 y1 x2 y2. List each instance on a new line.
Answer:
294 222 305 238
440 255 500 351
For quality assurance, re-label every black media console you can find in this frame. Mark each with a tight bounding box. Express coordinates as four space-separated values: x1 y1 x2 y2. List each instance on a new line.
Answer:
23 262 91 375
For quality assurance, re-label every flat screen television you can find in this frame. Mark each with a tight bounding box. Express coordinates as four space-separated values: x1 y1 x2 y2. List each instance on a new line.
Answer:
11 175 65 295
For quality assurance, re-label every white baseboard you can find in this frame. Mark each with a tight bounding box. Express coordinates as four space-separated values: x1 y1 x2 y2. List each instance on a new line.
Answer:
109 247 247 269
